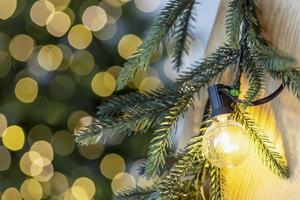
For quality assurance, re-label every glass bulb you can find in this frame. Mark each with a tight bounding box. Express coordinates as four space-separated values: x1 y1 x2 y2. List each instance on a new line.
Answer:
202 114 250 168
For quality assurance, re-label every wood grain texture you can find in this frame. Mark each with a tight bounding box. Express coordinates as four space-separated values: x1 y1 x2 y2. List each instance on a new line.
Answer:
205 0 300 199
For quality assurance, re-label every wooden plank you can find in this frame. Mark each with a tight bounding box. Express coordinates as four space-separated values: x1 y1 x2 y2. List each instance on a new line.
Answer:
205 0 300 199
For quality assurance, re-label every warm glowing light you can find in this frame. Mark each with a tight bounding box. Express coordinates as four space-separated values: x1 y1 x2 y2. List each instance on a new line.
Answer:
79 143 104 160
30 0 55 26
71 186 89 200
49 172 69 196
111 172 136 194
34 163 54 182
2 187 22 200
38 44 63 71
100 154 126 179
46 11 71 37
27 125 53 145
0 146 11 171
30 141 54 165
15 77 38 103
48 0 70 11
67 111 90 132
82 6 107 31
0 0 17 20
74 116 93 133
118 34 142 60
0 113 8 137
91 72 116 97
52 130 76 156
20 152 43 176
105 0 129 7
20 179 43 200
69 50 95 76
72 177 96 199
0 51 11 77
99 1 122 24
68 24 93 49
2 125 25 151
134 0 161 13
202 114 250 168
139 76 163 92
9 34 35 62
107 65 122 79
93 23 117 41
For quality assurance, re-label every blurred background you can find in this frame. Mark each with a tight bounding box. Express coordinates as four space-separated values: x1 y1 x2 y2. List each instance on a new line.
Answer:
0 0 167 199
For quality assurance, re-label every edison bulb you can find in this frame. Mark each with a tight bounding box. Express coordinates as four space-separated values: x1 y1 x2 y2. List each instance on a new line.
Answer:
202 114 250 168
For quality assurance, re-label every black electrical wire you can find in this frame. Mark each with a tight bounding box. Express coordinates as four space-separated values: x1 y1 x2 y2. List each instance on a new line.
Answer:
218 84 284 106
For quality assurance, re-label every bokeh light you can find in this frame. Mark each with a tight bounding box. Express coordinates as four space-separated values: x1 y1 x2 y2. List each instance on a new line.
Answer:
20 178 43 200
99 1 122 24
28 125 53 145
34 163 54 182
46 11 71 37
9 34 35 62
91 72 116 97
68 24 93 49
30 0 55 26
139 76 163 92
78 143 104 160
52 130 76 156
118 34 142 60
38 44 63 71
72 177 96 200
0 113 8 136
111 172 136 194
0 146 11 171
2 125 25 151
0 51 11 77
30 141 54 165
67 111 90 133
134 0 161 13
107 65 122 79
49 172 69 196
100 154 126 180
82 6 107 32
0 0 17 20
93 23 117 41
48 0 70 11
15 77 38 103
2 187 22 200
69 50 95 76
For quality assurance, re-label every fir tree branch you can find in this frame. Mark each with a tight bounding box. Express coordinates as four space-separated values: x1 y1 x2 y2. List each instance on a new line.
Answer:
178 44 239 85
171 0 196 71
259 50 296 72
144 97 191 179
117 0 193 90
226 0 244 49
209 165 225 200
234 106 289 178
242 51 265 105
115 186 156 200
156 134 205 199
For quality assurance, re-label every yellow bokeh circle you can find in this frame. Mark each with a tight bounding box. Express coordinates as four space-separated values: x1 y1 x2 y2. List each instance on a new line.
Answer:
38 44 63 71
0 146 11 171
72 177 96 199
2 125 25 151
0 113 8 137
48 0 70 11
52 130 76 156
30 0 55 26
118 34 142 60
91 72 116 97
68 24 92 49
0 0 17 20
69 50 95 76
15 77 38 103
100 153 126 180
20 178 43 200
111 172 136 194
2 187 22 200
82 6 107 31
46 11 71 37
9 34 35 62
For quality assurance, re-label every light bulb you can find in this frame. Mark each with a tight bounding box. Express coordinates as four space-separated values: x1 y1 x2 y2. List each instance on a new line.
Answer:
202 114 250 168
